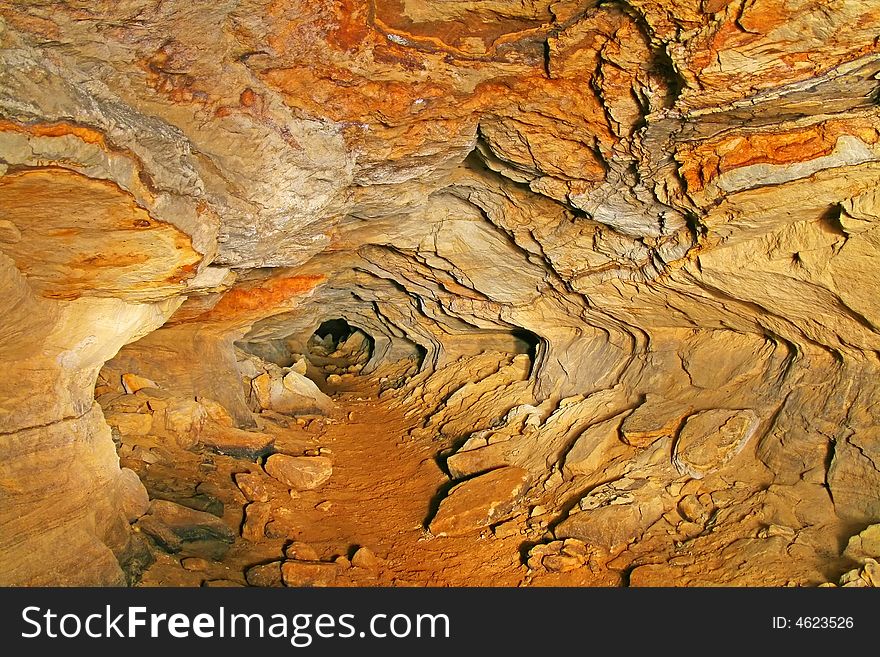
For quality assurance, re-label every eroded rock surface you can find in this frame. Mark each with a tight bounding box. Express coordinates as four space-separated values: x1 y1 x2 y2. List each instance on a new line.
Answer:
1 0 879 586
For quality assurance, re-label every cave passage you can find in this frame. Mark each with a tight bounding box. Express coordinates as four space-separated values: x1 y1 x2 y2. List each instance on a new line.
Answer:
3 0 880 592
307 319 375 378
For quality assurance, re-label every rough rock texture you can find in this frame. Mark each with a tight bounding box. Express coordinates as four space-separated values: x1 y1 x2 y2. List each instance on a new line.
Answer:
1 0 880 585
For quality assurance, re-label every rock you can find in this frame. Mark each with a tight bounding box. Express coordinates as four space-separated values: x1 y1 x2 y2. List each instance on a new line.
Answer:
264 454 333 490
151 492 224 518
492 520 519 539
198 397 236 426
203 579 245 587
121 373 158 394
563 413 631 477
315 500 333 512
106 412 153 436
673 409 760 479
839 559 878 587
285 542 320 561
6 0 880 589
326 374 342 385
620 397 690 448
241 502 272 542
281 561 338 587
116 467 150 522
677 494 712 525
527 539 591 572
199 422 274 460
181 557 210 571
290 356 308 376
429 466 531 537
235 472 273 503
162 398 207 449
245 561 284 587
250 369 334 416
843 524 880 563
136 500 235 559
351 546 381 570
555 478 669 549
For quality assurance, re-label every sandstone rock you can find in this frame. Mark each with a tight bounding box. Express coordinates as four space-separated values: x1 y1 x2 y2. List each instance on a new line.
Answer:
351 546 381 570
199 423 274 460
5 0 880 589
137 500 235 559
527 539 591 572
492 520 519 539
281 561 338 587
116 468 150 522
121 373 158 394
285 542 320 561
162 399 208 449
241 502 273 542
555 478 669 549
181 557 210 571
563 413 631 478
843 524 880 564
429 467 531 537
620 397 690 448
106 412 153 436
235 472 272 503
245 561 284 587
264 455 333 490
673 410 760 479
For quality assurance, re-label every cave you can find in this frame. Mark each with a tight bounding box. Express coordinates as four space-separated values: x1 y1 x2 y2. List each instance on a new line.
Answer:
1 1 879 590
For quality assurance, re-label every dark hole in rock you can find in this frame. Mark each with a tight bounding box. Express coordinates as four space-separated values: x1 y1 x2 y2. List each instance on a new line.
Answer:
510 328 540 366
315 318 355 343
307 319 375 380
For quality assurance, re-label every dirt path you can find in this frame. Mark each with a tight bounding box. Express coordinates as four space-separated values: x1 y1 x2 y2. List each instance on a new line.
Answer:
137 381 532 587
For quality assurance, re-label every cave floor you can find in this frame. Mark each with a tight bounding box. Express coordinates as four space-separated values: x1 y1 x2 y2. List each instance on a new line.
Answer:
133 380 610 587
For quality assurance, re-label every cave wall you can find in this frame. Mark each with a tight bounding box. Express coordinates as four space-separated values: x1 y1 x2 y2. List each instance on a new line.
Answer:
1 0 879 584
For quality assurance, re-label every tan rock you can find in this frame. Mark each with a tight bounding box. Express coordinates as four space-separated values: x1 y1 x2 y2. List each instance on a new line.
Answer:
235 472 272 503
285 542 320 561
121 373 158 394
429 466 531 537
181 557 210 571
264 454 333 490
843 524 880 564
620 397 690 448
241 502 272 542
281 561 338 587
245 561 283 587
673 410 760 479
199 423 274 460
106 412 153 436
136 500 235 559
351 546 381 570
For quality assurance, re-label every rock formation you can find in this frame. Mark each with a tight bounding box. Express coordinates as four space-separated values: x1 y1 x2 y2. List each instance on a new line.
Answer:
1 0 879 586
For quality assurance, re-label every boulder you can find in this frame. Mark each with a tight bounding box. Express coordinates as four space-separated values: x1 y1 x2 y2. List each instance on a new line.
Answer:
264 454 333 490
843 524 880 563
121 373 158 394
199 422 274 460
136 500 235 559
245 561 284 587
281 560 338 587
106 412 153 436
429 466 531 537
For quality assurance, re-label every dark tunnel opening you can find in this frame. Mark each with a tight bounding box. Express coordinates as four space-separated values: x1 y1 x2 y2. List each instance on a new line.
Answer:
315 318 355 343
307 318 375 378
